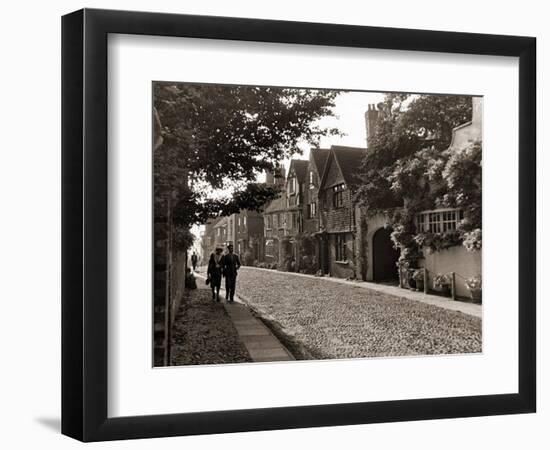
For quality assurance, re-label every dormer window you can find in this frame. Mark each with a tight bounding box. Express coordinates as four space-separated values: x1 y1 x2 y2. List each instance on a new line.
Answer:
333 184 346 208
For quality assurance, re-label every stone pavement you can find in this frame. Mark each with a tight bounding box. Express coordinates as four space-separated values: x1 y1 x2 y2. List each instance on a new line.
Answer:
194 271 294 362
223 302 295 362
243 266 482 319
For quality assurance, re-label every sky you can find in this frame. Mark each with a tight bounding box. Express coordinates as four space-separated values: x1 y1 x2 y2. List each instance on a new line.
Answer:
263 90 385 176
297 91 384 157
190 90 386 249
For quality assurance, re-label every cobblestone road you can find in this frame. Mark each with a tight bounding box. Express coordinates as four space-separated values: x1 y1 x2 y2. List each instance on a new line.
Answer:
235 267 482 360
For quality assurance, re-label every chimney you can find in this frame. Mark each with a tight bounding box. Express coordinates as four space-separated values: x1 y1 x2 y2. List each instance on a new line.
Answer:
265 171 275 185
274 164 286 187
365 104 379 147
265 164 285 187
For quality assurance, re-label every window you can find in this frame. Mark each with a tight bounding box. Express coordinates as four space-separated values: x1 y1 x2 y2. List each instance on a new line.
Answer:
307 202 317 219
415 208 464 234
279 213 285 228
309 171 315 188
288 177 296 194
243 216 247 226
273 214 278 229
333 184 346 208
335 234 347 261
265 215 271 229
265 239 274 258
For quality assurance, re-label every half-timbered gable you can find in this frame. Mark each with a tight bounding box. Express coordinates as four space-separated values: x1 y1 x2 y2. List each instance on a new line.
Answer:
318 145 366 278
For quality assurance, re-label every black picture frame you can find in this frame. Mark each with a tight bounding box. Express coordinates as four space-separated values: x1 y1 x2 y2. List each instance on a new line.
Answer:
62 8 536 442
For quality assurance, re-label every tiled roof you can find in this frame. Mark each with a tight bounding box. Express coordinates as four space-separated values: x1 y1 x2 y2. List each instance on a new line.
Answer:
288 159 309 183
213 216 228 228
331 145 366 185
264 193 286 213
310 148 330 175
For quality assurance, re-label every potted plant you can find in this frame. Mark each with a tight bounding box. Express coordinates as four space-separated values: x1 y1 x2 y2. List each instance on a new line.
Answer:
466 275 482 303
403 268 416 290
412 269 425 292
433 273 451 296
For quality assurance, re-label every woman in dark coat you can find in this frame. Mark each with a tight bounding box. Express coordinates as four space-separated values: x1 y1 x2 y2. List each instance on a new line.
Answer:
207 247 224 302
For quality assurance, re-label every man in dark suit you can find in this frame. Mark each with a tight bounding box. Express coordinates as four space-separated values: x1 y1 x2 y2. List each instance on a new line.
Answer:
222 244 241 303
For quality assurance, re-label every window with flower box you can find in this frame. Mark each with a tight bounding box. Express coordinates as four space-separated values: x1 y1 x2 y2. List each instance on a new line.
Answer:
415 208 464 234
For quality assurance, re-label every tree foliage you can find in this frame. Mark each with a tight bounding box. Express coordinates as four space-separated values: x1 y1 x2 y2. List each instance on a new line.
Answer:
354 93 481 263
154 83 340 231
356 93 472 210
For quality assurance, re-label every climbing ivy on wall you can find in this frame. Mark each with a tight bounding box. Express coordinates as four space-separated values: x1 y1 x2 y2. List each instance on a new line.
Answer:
354 94 481 268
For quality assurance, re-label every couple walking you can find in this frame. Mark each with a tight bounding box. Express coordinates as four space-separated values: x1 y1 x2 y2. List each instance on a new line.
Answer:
207 244 241 303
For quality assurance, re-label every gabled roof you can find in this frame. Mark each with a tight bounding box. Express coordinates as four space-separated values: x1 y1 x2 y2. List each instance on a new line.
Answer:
319 145 367 190
332 146 366 185
310 148 330 176
288 159 309 184
264 193 286 214
213 216 228 228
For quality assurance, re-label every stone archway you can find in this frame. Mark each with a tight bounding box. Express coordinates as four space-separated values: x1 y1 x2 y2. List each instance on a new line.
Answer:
372 227 400 282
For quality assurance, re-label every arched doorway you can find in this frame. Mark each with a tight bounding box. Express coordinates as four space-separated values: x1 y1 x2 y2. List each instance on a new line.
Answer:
372 227 400 282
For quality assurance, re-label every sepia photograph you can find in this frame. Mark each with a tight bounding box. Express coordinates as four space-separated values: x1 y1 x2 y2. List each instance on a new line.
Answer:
153 82 483 367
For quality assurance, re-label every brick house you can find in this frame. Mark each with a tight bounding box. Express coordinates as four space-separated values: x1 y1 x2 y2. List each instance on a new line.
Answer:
285 159 309 269
318 145 367 278
262 166 287 265
213 216 229 250
302 148 330 271
201 216 223 261
227 210 265 265
263 194 288 265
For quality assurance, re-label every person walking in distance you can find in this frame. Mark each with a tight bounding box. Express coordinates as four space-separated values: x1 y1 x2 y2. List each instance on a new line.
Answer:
222 244 241 303
190 252 198 271
207 248 224 302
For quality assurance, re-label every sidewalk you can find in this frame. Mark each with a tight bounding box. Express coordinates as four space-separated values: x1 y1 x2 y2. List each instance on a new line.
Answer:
194 271 295 362
242 266 482 319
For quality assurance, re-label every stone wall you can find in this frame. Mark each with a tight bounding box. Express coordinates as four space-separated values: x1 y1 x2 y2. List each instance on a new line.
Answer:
420 246 481 298
153 196 188 367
